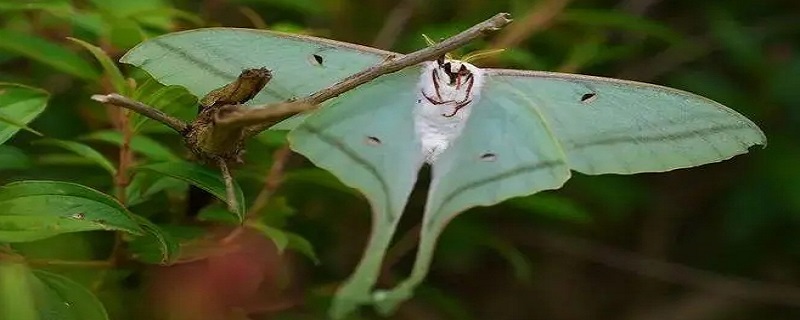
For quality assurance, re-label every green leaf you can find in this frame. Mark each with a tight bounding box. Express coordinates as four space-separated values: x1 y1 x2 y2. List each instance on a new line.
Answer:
0 83 49 145
0 112 42 136
285 231 319 264
255 130 288 147
507 193 592 223
81 130 179 161
128 7 204 27
0 0 73 13
0 262 38 320
131 84 196 133
256 196 295 227
0 181 143 242
89 0 173 30
285 169 361 197
0 145 31 171
107 17 146 49
127 215 179 264
136 162 245 220
33 139 117 175
246 221 289 252
125 173 187 206
0 30 99 80
0 263 110 320
68 38 129 95
33 270 110 320
197 203 240 224
486 237 533 283
559 9 685 44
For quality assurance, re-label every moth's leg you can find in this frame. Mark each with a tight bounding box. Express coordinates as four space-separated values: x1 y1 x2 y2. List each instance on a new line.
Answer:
441 99 472 117
421 91 446 105
462 74 475 98
432 69 443 101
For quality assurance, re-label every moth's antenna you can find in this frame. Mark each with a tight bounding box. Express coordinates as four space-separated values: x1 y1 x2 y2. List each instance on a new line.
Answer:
421 34 454 60
461 48 506 63
421 33 437 47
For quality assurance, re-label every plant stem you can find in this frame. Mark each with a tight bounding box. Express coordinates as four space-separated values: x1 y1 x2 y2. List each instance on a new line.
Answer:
246 146 292 219
217 158 239 214
92 93 188 133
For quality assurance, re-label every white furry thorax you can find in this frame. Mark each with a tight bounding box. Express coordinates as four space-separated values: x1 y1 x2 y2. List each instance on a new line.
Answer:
414 59 486 163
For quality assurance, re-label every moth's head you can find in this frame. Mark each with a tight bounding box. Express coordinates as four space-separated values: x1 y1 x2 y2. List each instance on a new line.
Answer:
435 56 476 87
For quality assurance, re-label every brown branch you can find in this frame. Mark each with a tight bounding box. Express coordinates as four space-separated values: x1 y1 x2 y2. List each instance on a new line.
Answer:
491 0 570 49
91 93 188 133
226 12 513 135
513 228 800 307
246 146 292 219
27 259 114 268
217 158 239 214
372 0 421 49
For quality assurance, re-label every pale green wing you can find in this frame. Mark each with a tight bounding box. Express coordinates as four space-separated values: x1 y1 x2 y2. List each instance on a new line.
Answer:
287 67 424 319
374 75 573 314
483 69 767 175
374 69 766 313
121 28 395 127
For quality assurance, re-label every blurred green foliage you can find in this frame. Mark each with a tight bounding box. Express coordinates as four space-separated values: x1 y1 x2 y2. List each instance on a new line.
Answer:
0 0 797 319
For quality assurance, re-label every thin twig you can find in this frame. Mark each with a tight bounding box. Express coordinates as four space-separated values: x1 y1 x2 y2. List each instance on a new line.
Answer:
91 93 188 133
514 228 800 307
216 101 314 128
234 12 513 135
491 0 570 50
246 146 292 219
372 0 421 49
379 223 421 282
217 158 239 214
27 259 114 268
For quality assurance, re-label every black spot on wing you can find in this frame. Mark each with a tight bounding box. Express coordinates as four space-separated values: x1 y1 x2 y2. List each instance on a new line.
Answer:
312 54 324 65
366 136 382 145
580 92 597 104
480 153 497 161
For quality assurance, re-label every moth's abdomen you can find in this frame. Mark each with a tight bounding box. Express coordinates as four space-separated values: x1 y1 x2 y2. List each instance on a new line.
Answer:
413 60 486 163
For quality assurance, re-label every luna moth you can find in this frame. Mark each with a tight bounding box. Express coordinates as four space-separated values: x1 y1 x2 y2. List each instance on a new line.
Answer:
121 28 766 318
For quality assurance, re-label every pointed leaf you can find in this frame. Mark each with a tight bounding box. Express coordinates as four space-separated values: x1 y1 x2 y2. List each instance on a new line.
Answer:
136 162 245 220
0 112 42 136
127 215 179 264
285 231 319 264
197 203 239 224
0 83 49 145
125 173 187 206
68 37 129 95
0 30 99 80
33 270 110 320
131 84 196 133
82 130 179 161
0 263 110 320
246 221 289 252
0 181 143 242
0 262 38 320
507 193 592 223
0 145 31 171
33 139 117 175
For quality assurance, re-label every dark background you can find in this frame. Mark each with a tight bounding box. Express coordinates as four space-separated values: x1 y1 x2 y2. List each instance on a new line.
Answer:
1 0 799 319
